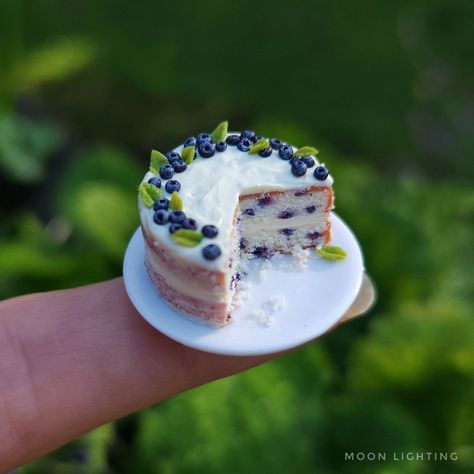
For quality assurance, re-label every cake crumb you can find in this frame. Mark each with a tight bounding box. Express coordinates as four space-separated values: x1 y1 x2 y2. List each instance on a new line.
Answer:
248 309 274 327
291 247 311 269
230 280 252 310
263 294 286 313
257 259 272 282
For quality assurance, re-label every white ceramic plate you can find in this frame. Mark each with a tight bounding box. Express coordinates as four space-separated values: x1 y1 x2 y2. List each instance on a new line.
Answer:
123 213 364 356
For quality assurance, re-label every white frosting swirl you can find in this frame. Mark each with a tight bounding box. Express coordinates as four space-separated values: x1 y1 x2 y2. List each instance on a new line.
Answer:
139 135 333 270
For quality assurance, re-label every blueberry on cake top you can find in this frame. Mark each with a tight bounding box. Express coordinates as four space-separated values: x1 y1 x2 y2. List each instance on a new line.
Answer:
138 121 334 327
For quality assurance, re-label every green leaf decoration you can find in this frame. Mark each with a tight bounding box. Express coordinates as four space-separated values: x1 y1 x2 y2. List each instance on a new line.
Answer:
249 138 270 155
171 229 203 247
150 150 168 174
316 245 347 261
293 146 319 157
169 191 183 211
181 146 195 165
139 182 163 208
210 121 228 143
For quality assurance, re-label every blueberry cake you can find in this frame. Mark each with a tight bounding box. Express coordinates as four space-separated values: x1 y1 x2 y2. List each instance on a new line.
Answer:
138 122 333 327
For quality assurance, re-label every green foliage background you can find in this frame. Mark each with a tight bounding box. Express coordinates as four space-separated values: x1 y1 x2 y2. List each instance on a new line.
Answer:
0 0 473 472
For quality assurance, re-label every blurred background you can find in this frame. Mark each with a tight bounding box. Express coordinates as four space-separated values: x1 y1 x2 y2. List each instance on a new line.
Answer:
1 0 473 472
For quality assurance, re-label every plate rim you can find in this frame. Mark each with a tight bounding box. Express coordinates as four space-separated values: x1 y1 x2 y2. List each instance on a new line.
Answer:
123 212 364 356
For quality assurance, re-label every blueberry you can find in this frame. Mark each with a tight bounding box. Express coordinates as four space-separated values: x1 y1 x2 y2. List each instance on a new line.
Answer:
270 138 283 150
184 136 196 147
241 130 256 141
252 246 273 259
198 141 215 158
307 231 321 240
314 165 329 181
166 151 181 163
302 156 315 168
182 218 197 230
153 209 169 225
153 198 169 210
226 134 240 146
306 205 316 214
203 244 222 261
169 223 182 233
280 228 295 236
278 210 295 219
165 180 181 193
169 211 186 223
279 144 293 160
242 208 255 216
148 176 161 188
171 159 187 173
202 224 218 238
290 155 302 165
159 164 174 179
258 195 273 207
258 147 272 158
292 160 307 177
197 133 211 145
215 141 227 152
237 138 252 152
254 135 263 142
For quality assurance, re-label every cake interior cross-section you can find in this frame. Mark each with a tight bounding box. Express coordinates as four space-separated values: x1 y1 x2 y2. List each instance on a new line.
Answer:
138 122 334 327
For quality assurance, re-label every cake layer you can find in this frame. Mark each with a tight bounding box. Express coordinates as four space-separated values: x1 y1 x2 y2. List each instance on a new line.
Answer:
138 127 335 326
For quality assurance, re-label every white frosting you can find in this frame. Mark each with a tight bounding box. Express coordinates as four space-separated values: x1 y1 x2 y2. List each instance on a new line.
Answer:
139 134 333 270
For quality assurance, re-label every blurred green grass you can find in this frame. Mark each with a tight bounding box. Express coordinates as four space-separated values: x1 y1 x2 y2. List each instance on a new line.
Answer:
0 0 473 472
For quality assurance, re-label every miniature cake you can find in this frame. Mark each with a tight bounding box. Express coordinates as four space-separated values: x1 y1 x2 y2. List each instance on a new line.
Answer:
138 122 334 327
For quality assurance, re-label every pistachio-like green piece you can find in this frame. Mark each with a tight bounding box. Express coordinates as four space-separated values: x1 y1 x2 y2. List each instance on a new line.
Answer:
171 229 203 247
210 121 228 143
150 150 168 174
293 146 319 157
169 191 183 211
181 146 195 165
139 182 163 208
316 245 347 261
249 138 270 155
